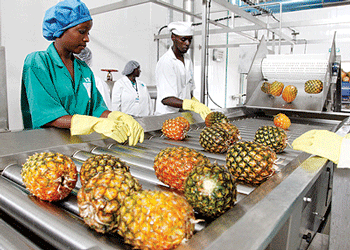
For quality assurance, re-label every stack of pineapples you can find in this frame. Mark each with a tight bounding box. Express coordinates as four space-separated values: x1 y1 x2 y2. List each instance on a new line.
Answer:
76 154 196 249
21 152 197 250
197 112 287 186
21 111 291 249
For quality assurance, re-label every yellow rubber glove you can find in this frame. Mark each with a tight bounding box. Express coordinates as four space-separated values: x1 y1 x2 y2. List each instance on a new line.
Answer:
108 111 144 146
191 96 200 102
292 130 344 164
71 115 128 143
182 99 211 120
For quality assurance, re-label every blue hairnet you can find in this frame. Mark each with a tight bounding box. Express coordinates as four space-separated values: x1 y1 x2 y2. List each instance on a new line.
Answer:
122 60 140 75
75 47 92 67
43 0 92 41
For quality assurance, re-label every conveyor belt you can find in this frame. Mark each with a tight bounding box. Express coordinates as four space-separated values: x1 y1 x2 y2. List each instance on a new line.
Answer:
0 111 340 250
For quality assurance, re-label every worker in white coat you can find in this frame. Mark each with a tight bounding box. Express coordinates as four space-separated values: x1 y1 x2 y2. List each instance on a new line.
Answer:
155 21 211 120
111 61 153 117
75 47 112 109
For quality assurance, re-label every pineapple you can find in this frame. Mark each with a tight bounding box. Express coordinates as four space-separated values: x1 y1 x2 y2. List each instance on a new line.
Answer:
205 111 229 127
80 154 130 187
305 80 323 94
261 81 271 94
21 152 77 202
254 125 288 153
153 147 210 191
77 168 142 233
184 163 237 218
211 122 241 144
175 116 190 131
274 113 291 130
226 141 277 185
117 190 195 250
162 118 188 140
270 81 284 96
282 85 298 103
199 126 232 153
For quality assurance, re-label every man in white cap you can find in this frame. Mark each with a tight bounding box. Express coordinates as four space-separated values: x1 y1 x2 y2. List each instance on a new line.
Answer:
155 21 211 119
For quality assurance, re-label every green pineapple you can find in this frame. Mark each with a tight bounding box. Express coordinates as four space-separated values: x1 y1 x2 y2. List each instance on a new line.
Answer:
205 111 229 127
261 81 271 94
199 126 231 153
211 123 241 144
254 126 287 153
226 141 277 185
305 80 323 94
184 163 237 218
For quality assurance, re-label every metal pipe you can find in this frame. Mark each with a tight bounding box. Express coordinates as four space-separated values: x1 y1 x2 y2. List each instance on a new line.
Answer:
200 0 208 104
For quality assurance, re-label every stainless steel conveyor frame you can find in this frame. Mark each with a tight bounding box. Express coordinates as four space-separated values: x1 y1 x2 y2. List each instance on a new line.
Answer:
1 107 350 250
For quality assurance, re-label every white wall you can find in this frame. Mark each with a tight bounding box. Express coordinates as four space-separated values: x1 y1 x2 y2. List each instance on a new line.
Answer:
1 0 169 130
1 1 350 130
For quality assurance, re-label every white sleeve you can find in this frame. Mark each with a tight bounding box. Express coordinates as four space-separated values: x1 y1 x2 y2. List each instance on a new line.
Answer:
111 79 123 111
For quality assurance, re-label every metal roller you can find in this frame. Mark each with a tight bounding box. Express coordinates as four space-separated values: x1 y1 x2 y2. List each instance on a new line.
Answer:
0 108 347 249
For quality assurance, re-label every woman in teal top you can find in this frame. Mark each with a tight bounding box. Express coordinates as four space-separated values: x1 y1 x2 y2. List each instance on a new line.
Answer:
21 43 107 129
21 0 144 146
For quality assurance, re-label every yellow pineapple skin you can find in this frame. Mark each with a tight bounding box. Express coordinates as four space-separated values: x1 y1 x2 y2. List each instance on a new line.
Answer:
80 154 130 187
274 113 291 130
162 118 188 140
153 147 210 191
117 190 195 250
21 152 77 202
282 85 298 103
175 116 190 131
77 168 142 234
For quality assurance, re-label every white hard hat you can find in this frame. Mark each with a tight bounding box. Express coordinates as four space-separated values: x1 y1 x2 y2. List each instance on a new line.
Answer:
168 21 193 36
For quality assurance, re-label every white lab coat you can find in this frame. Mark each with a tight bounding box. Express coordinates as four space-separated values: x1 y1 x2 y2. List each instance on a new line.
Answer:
95 75 112 110
155 47 195 115
111 76 153 116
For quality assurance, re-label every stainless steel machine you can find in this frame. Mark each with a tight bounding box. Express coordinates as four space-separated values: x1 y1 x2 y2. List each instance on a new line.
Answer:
1 108 350 250
245 33 341 113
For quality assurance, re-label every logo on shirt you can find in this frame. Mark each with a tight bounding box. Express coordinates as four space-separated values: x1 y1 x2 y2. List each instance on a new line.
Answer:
83 77 92 98
84 77 91 83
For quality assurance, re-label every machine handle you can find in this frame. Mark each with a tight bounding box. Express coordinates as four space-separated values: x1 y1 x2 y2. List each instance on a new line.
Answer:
302 232 312 243
101 69 118 81
101 69 118 72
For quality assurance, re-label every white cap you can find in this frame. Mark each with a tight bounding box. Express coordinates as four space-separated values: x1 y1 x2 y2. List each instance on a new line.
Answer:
168 21 193 36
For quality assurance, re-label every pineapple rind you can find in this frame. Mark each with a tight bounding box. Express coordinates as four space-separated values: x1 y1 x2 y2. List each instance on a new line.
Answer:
305 80 323 94
199 126 231 153
153 147 210 191
205 111 229 127
21 152 78 202
226 141 276 185
254 125 287 153
77 168 142 234
117 190 195 250
184 163 237 218
80 154 130 187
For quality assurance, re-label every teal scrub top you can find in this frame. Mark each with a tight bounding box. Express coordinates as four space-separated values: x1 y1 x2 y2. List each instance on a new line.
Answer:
21 43 108 129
